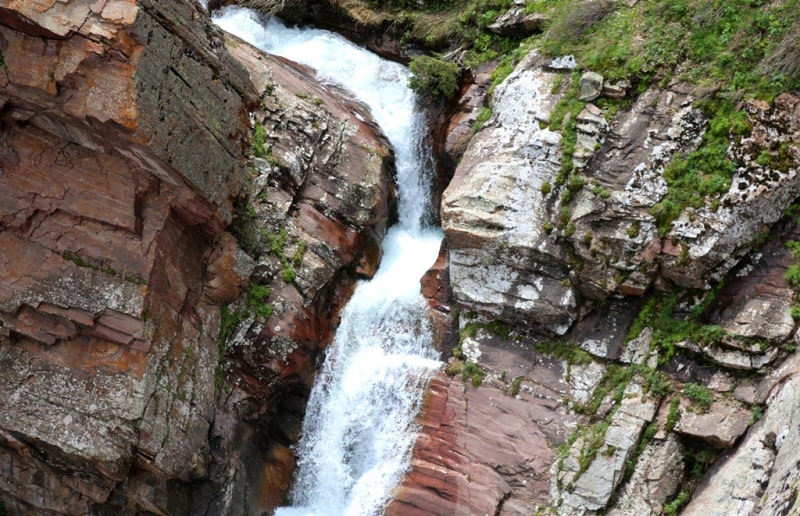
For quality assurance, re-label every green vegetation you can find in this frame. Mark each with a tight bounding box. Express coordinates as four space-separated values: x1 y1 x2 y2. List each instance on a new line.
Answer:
473 106 493 131
251 123 267 157
460 318 513 342
534 340 592 367
262 227 306 284
689 449 717 477
666 396 682 432
445 359 487 386
664 491 690 516
649 102 747 234
61 251 146 285
682 383 714 413
750 403 765 424
408 55 460 98
230 196 260 256
537 0 800 97
627 290 730 365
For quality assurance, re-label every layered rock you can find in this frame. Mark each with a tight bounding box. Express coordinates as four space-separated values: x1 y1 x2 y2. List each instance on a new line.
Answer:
683 353 800 515
441 51 578 335
206 36 396 513
442 48 800 335
0 2 394 514
0 1 254 513
387 328 583 515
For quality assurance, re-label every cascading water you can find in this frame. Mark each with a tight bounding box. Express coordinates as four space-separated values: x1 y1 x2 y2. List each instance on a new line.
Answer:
213 8 443 515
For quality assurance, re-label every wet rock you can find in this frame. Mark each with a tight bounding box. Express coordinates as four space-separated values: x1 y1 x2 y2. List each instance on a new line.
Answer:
388 329 583 515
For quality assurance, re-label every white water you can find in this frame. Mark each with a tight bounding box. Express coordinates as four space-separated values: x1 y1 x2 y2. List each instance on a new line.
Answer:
214 8 443 515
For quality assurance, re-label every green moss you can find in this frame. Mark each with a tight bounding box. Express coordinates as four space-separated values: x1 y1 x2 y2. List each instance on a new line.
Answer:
666 396 681 432
460 319 513 343
534 340 593 366
510 375 525 396
245 283 273 320
786 265 800 288
627 290 730 365
473 106 493 131
446 359 487 386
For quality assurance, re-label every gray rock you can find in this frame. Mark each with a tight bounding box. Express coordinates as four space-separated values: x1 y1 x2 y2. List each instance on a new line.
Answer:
488 7 549 37
674 397 750 448
442 50 579 334
608 435 685 515
553 381 658 513
579 72 604 101
683 356 800 515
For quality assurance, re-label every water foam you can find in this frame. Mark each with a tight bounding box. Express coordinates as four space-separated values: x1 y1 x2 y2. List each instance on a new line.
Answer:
213 8 443 515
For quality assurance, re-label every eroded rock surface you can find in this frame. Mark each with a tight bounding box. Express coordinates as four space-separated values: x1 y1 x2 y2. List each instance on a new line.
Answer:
387 329 582 515
0 2 394 514
0 1 254 512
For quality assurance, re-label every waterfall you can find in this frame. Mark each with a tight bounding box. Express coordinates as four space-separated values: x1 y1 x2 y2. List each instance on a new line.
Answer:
213 8 443 515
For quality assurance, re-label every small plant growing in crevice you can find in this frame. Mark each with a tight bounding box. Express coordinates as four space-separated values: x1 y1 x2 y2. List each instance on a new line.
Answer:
682 383 714 413
251 123 267 158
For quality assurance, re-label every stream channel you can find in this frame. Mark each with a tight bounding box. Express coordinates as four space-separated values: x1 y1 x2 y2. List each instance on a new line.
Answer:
214 7 444 515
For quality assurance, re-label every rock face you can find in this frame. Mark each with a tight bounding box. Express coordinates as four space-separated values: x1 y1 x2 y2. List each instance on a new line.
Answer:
680 353 800 515
416 40 800 516
0 1 252 513
442 51 578 335
0 2 394 514
442 47 800 334
207 37 396 514
387 328 583 515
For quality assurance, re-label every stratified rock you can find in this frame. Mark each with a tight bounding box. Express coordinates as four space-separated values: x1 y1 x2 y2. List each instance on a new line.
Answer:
0 0 253 513
203 34 397 514
553 380 658 514
441 51 578 335
607 435 685 516
683 353 800 515
0 2 395 514
388 330 583 515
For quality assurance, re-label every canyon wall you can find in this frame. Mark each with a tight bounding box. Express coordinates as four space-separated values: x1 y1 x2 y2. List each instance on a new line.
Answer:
0 1 393 514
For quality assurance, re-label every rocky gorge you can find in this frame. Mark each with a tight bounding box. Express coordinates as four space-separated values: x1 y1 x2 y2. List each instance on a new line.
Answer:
2 0 800 515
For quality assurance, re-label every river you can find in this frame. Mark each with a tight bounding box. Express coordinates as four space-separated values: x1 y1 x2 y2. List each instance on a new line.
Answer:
213 8 443 515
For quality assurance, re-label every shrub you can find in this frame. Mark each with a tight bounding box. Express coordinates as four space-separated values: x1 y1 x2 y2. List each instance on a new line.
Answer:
408 55 460 99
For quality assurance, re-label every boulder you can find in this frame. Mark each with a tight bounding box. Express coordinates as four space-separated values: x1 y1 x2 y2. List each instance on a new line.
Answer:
487 5 549 37
578 72 604 102
674 397 750 448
